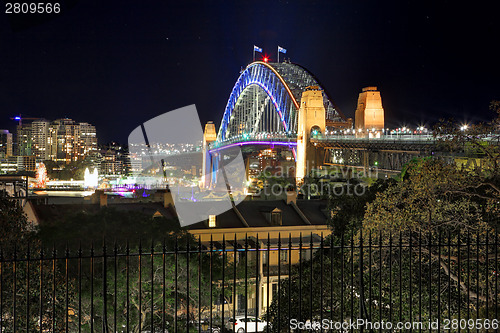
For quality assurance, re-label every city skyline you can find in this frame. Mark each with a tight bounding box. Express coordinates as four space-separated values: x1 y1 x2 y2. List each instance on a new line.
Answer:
1 1 500 144
13 117 97 160
1 2 500 330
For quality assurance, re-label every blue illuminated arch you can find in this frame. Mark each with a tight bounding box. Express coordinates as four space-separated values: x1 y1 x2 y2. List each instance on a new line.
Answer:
216 61 346 144
217 62 300 142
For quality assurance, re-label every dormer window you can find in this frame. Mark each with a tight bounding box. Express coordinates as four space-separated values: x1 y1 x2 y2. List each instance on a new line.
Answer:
208 214 216 228
271 208 282 226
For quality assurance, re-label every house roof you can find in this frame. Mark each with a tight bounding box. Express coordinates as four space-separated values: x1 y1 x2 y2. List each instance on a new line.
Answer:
187 199 329 230
31 195 329 231
32 201 177 222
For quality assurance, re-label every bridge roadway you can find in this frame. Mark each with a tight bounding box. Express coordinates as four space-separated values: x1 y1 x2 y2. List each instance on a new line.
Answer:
311 135 437 173
209 134 438 173
155 133 492 179
211 134 434 148
311 134 435 148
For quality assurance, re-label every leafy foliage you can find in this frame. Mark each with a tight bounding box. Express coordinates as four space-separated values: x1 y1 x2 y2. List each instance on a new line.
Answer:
267 104 500 326
0 197 33 248
0 197 73 332
44 160 89 180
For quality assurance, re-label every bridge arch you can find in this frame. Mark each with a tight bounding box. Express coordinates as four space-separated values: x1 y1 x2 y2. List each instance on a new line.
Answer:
216 61 346 144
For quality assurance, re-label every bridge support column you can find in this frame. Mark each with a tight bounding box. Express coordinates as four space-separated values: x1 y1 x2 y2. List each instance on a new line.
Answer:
296 86 326 184
355 87 385 138
201 121 217 188
362 150 369 169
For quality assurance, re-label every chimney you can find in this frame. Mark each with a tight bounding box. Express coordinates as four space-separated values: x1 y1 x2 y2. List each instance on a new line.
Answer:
100 192 107 207
92 189 106 206
286 189 297 205
163 189 174 208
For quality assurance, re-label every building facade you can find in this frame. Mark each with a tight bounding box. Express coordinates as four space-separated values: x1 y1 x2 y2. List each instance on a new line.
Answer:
15 118 98 163
0 130 13 158
31 120 50 160
186 193 332 318
16 124 32 156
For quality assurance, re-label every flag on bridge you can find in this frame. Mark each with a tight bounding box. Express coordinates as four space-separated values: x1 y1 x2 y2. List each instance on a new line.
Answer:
253 45 263 61
277 46 287 62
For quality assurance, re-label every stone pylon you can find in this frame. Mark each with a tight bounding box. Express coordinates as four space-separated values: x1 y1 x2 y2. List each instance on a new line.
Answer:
296 86 326 183
201 121 217 188
355 86 385 138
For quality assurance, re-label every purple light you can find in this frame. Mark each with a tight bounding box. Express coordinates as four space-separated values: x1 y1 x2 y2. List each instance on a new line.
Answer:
209 140 297 153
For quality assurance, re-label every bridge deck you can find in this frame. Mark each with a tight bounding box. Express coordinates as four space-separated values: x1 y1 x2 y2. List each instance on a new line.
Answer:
312 135 435 150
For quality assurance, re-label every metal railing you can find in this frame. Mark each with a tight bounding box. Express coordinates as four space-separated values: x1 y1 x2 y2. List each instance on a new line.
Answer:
0 231 499 332
312 134 436 143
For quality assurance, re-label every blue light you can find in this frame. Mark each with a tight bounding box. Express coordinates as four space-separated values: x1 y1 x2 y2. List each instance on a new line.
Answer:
219 63 292 141
14 117 21 120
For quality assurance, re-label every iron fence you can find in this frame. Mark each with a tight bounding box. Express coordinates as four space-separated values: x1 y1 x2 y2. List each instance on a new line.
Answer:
0 231 499 332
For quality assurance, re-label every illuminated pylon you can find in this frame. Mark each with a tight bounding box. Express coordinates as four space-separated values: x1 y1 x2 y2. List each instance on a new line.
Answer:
296 86 326 184
354 86 385 138
202 121 217 188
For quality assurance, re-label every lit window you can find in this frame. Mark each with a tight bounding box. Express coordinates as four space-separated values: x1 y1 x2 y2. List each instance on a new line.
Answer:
208 215 216 228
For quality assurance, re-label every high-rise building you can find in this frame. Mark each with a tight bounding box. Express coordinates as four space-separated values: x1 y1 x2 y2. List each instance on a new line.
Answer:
47 125 58 160
77 122 98 159
0 130 13 157
16 124 32 156
51 118 77 162
15 118 98 162
31 120 50 159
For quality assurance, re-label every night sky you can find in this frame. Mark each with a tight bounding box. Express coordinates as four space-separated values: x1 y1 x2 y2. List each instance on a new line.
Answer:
1 1 499 143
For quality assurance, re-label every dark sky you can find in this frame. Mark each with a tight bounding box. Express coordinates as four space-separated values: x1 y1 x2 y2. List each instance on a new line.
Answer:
1 0 500 143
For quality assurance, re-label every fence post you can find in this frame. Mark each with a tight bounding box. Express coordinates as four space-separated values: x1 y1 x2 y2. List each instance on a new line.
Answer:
102 240 108 333
26 244 30 333
186 236 190 333
0 246 2 333
13 245 16 333
359 230 364 333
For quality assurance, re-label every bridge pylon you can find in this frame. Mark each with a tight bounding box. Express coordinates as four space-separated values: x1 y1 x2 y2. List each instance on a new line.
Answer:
201 121 217 188
355 86 385 138
296 86 326 184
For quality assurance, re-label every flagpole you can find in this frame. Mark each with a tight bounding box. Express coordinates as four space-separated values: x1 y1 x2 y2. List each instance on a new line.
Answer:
277 46 279 63
253 47 255 62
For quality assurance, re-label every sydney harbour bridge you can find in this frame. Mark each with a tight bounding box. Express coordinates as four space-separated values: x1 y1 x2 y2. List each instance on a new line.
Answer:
215 60 348 143
201 60 436 188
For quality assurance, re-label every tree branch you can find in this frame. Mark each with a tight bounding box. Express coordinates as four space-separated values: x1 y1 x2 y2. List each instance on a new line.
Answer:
438 257 488 303
421 247 498 264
